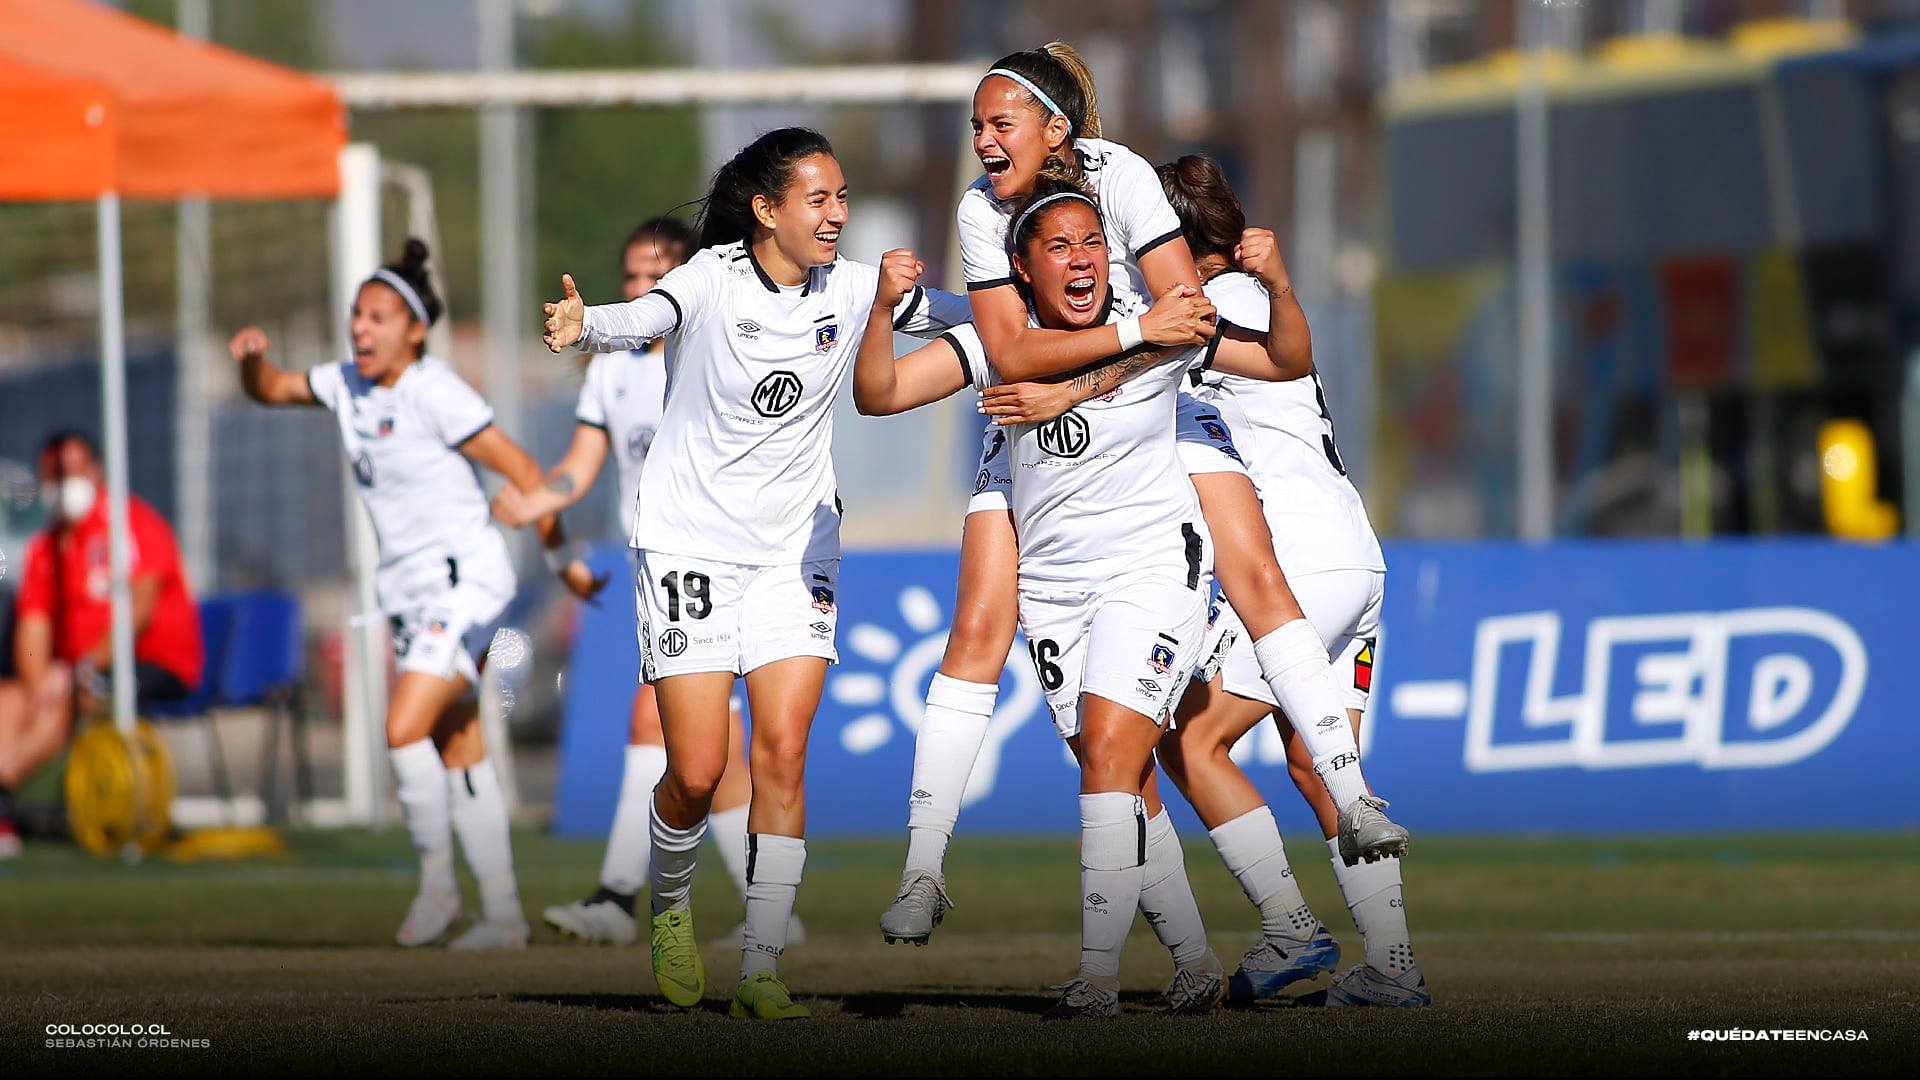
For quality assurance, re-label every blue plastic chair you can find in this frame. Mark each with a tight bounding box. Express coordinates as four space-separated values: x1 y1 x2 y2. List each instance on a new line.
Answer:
216 590 309 819
145 596 240 811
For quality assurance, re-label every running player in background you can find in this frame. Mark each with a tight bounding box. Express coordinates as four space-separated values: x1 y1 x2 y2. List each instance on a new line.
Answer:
229 239 564 950
1153 156 1427 1007
883 41 1406 951
541 129 967 1019
493 218 791 950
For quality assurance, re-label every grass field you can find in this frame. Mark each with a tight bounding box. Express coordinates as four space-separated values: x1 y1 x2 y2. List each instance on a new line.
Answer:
2 828 1915 1076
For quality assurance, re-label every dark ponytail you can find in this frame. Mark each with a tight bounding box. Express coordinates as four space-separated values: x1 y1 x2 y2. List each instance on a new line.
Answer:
1156 155 1245 267
695 128 837 250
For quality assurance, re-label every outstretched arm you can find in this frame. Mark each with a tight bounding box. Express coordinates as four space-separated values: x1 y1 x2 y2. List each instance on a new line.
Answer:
228 327 318 406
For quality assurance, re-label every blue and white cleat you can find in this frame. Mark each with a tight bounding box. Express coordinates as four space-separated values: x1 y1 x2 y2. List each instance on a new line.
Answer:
1227 927 1341 1001
1325 963 1431 1007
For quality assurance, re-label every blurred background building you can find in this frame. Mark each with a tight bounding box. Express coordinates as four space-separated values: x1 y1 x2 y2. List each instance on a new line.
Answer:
2 0 1916 809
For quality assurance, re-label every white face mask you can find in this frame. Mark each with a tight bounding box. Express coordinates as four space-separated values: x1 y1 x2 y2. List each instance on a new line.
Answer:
40 476 97 522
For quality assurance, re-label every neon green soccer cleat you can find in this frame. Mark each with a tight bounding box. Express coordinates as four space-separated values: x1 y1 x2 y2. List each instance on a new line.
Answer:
650 908 705 1008
729 971 812 1020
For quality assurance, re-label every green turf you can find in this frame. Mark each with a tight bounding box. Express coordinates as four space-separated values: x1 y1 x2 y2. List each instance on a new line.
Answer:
2 829 1915 1076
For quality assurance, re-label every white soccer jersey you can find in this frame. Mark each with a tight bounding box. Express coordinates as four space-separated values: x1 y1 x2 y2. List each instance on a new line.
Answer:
946 294 1214 594
574 349 667 527
957 136 1183 305
1195 271 1385 574
306 357 516 609
577 242 969 566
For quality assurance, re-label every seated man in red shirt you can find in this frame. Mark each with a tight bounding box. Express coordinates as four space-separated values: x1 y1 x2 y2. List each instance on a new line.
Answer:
0 431 204 856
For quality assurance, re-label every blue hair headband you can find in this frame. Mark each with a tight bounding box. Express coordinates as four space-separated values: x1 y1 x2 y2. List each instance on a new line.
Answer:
984 67 1072 135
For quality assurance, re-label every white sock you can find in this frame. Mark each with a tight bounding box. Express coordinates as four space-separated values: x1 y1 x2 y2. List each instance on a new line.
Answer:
708 803 751 900
389 739 455 894
1327 836 1415 976
903 674 997 877
1209 806 1320 941
1139 809 1211 968
1252 621 1369 808
598 744 668 896
648 793 706 915
448 758 521 924
1079 792 1147 980
741 833 806 977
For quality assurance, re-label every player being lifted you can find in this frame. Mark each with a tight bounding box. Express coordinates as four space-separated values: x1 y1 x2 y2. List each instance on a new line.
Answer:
881 41 1407 953
229 239 561 949
540 129 967 1019
858 183 1327 1018
1150 157 1426 1007
493 218 792 950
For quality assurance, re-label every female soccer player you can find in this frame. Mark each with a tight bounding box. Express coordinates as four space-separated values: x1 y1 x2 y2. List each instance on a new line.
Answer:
493 218 784 951
229 239 557 950
859 184 1322 1018
540 128 967 1019
882 41 1405 951
1150 157 1427 1008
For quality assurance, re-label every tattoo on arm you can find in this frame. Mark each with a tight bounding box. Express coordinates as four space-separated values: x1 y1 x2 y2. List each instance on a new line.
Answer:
1067 347 1169 400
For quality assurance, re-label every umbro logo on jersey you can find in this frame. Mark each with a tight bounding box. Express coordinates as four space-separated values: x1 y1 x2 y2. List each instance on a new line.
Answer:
809 621 832 635
660 628 688 657
752 370 803 418
1035 411 1090 458
1138 678 1162 694
911 789 933 800
1316 714 1342 731
814 323 839 352
1085 893 1109 908
736 320 762 338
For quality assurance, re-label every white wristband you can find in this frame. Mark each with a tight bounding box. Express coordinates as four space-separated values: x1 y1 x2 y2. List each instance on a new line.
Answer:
1116 315 1144 352
543 543 575 574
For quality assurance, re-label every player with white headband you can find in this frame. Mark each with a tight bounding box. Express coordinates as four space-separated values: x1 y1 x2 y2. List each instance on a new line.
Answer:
540 128 968 1020
856 181 1329 1018
880 41 1409 968
228 238 572 950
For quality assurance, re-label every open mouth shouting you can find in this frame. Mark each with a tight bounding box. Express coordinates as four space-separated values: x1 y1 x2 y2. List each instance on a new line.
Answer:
1063 274 1098 312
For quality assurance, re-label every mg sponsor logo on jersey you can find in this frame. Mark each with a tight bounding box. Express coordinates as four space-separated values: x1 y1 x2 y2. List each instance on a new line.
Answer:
751 370 803 418
1388 607 1865 772
1035 411 1090 459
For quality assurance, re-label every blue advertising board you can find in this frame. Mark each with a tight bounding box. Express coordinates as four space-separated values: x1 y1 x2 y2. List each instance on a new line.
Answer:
554 541 1918 837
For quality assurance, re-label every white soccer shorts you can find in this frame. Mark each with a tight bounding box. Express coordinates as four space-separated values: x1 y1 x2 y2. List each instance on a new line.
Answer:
1019 572 1212 739
1199 567 1383 713
386 548 514 686
635 551 839 681
967 424 1015 516
1176 391 1249 477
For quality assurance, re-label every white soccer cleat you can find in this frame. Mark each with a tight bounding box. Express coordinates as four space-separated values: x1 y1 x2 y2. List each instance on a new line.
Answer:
447 916 532 951
712 914 807 948
395 888 462 947
1161 950 1227 1015
1042 975 1121 1020
1228 927 1340 1000
543 897 639 946
1325 963 1431 1007
879 869 952 945
1336 794 1411 867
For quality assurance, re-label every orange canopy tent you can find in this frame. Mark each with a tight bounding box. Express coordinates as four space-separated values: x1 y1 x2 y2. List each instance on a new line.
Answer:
0 0 346 733
0 0 344 199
